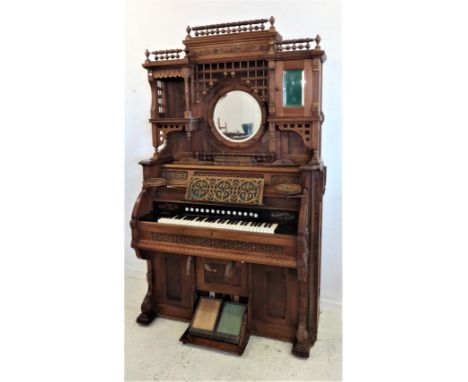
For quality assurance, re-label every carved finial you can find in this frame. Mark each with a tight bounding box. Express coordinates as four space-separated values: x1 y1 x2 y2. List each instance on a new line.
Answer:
145 49 150 62
315 34 321 49
186 25 191 38
269 16 275 30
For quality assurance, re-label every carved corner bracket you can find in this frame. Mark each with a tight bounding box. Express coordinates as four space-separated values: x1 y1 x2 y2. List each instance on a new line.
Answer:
271 119 315 151
150 119 196 151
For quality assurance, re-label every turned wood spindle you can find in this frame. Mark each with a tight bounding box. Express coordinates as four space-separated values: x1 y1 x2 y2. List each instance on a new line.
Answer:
315 34 321 49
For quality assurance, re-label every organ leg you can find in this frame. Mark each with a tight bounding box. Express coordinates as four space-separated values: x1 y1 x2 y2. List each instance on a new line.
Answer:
292 230 312 358
136 259 157 325
292 275 312 358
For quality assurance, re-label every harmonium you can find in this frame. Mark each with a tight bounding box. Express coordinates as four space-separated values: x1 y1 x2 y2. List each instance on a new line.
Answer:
130 16 327 358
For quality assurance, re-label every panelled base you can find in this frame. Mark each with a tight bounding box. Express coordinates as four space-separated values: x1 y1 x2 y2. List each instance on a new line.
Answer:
135 250 316 358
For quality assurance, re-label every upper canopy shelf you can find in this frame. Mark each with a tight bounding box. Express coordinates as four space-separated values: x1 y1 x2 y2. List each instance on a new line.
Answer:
143 17 324 66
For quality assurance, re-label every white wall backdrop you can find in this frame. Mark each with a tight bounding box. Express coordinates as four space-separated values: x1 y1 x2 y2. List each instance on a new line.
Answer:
125 0 342 306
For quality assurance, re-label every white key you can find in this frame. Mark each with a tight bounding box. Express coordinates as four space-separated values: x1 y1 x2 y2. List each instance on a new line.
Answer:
257 222 266 233
267 223 278 234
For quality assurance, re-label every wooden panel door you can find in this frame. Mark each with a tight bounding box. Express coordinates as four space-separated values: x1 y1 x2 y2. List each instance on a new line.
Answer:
250 264 299 341
155 253 195 320
196 258 248 297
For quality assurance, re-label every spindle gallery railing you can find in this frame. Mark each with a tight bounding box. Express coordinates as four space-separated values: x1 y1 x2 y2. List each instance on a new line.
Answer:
145 48 187 62
186 17 275 37
275 36 321 51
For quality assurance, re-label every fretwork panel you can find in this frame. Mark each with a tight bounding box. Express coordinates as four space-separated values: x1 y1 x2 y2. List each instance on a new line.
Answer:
194 60 268 102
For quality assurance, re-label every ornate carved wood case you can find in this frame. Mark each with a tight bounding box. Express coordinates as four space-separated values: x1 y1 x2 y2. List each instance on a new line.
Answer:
130 17 326 358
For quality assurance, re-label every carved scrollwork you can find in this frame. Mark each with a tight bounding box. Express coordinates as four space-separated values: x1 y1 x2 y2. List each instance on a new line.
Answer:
185 175 264 205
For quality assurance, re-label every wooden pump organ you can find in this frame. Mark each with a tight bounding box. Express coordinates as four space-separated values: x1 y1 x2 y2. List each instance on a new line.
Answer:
130 17 326 358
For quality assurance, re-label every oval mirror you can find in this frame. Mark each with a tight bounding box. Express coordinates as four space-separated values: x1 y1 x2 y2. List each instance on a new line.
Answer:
212 90 262 143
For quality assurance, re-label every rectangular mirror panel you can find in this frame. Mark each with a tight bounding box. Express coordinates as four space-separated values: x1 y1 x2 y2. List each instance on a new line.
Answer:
283 69 304 107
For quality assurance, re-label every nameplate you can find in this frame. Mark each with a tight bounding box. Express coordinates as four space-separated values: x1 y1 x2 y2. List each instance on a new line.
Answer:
185 175 264 205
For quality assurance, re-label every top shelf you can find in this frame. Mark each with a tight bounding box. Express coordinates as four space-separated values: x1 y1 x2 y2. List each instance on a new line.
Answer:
143 16 324 65
186 17 275 38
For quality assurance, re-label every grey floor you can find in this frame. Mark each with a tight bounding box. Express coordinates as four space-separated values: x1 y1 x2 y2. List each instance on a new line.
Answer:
125 275 342 381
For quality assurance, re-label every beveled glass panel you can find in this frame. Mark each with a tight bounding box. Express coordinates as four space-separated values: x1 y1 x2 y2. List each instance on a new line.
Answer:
283 69 304 107
213 90 262 143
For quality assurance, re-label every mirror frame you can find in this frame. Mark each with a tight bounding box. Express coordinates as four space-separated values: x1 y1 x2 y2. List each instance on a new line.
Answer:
207 84 266 149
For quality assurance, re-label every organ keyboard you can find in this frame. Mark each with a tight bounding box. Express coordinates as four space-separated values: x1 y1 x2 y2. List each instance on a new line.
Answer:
140 202 297 235
158 216 279 234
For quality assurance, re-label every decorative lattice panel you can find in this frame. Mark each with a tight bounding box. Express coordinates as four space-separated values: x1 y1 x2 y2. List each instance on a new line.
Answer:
185 175 264 205
162 170 189 185
151 232 282 255
194 60 268 102
270 175 301 185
